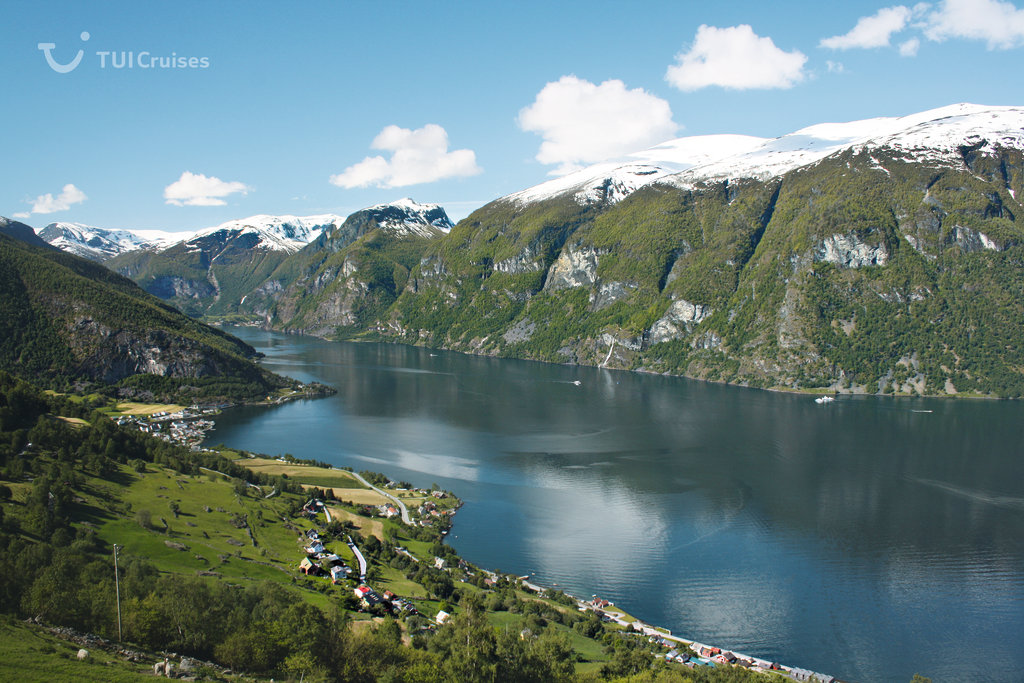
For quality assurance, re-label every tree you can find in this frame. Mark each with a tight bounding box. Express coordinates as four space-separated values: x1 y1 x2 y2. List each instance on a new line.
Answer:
135 509 152 530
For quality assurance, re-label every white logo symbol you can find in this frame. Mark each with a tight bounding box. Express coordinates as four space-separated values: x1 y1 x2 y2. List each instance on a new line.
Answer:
38 31 90 73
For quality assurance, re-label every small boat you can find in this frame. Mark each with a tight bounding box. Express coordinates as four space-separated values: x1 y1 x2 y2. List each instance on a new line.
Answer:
572 380 581 386
814 396 835 404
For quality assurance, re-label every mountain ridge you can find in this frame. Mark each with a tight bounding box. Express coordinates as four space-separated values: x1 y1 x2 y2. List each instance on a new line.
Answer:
316 103 1024 397
99 199 453 320
503 103 1024 208
30 103 1024 396
0 228 297 402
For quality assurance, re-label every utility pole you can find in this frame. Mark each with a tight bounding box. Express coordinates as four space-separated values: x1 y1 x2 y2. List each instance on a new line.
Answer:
113 544 123 642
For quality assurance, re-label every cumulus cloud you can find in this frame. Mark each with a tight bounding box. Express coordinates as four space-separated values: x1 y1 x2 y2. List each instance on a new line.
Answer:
899 37 922 55
517 75 679 175
820 6 914 49
164 172 251 206
17 183 88 216
330 124 481 189
925 0 1024 48
665 25 808 91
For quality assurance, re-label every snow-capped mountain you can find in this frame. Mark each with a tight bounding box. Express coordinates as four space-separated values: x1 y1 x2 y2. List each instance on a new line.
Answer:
666 102 1024 189
36 214 347 262
508 103 1024 206
36 222 183 261
189 214 346 254
102 201 452 318
359 198 454 237
505 134 768 206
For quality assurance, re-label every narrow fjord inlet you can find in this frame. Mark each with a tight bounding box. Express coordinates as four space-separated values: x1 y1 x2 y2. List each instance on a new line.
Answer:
211 327 1024 683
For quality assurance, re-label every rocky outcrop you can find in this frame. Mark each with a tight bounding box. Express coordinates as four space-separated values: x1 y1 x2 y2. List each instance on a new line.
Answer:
146 276 216 301
65 319 247 384
502 318 536 344
409 256 449 292
648 299 712 345
254 279 284 296
814 232 889 268
494 245 545 274
297 280 369 334
544 245 599 291
691 331 723 350
591 281 636 310
948 225 1001 252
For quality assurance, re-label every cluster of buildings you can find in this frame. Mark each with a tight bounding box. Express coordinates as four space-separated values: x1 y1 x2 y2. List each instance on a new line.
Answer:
297 527 353 584
112 405 222 449
353 585 418 616
375 504 401 519
295 500 421 619
415 498 455 526
584 595 835 682
672 641 833 681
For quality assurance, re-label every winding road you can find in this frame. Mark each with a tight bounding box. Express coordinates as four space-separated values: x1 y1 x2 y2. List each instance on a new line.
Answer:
348 470 413 524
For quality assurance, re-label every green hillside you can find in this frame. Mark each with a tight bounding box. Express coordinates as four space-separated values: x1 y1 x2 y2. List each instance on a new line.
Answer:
285 144 1024 398
0 232 293 403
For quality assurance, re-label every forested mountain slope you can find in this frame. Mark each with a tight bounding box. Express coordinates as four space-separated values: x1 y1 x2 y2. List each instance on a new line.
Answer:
0 230 292 402
353 105 1024 397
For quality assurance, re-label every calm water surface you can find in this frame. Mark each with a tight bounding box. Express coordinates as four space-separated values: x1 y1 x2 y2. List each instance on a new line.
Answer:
213 327 1024 682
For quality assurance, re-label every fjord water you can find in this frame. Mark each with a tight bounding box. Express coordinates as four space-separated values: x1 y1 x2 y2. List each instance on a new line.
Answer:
215 327 1024 682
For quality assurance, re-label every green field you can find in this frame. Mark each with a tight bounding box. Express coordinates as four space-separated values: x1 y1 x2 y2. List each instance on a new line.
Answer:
0 618 153 682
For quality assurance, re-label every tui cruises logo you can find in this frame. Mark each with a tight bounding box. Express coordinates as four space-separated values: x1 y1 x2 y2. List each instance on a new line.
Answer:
38 31 210 73
38 31 90 73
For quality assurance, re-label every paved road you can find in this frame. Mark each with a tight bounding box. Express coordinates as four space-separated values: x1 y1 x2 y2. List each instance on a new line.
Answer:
348 470 412 524
395 548 420 563
347 535 367 581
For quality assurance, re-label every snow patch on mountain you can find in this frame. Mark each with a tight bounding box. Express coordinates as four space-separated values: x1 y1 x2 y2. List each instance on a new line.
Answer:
505 103 1024 207
36 222 182 260
666 103 1024 188
364 198 454 237
506 134 767 206
192 214 345 253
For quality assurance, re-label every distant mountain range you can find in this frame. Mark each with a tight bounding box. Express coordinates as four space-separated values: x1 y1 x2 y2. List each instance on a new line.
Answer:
35 214 348 262
19 103 1024 396
94 200 452 318
35 222 181 260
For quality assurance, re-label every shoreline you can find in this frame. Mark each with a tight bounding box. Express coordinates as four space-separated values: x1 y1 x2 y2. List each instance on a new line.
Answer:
219 320 998 401
515 575 837 682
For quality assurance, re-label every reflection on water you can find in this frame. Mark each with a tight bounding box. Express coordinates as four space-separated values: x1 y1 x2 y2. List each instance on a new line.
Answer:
213 327 1024 683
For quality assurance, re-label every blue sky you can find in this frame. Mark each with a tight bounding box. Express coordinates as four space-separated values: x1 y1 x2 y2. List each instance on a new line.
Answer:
3 0 1023 231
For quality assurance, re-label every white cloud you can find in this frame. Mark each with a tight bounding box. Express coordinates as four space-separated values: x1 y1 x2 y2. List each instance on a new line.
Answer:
517 75 679 175
330 124 481 189
19 183 88 216
899 37 922 55
826 60 846 73
820 6 913 49
665 25 808 91
925 0 1024 48
164 172 251 207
